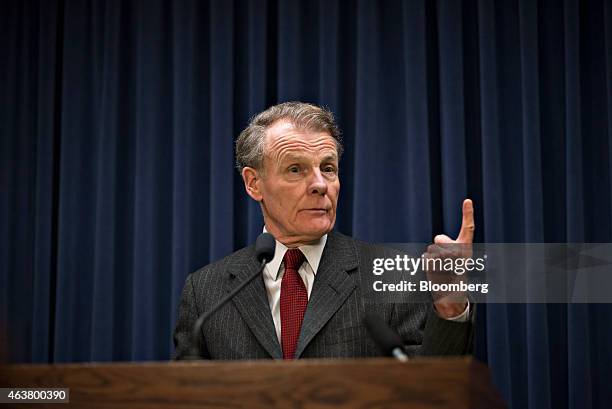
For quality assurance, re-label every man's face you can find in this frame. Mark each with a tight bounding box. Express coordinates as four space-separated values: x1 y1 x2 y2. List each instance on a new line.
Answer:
245 119 340 246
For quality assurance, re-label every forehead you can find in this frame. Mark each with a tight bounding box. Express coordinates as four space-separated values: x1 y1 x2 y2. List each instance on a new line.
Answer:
264 119 337 159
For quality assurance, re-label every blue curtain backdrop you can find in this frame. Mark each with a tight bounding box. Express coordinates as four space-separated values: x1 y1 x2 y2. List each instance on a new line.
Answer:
2 1 612 408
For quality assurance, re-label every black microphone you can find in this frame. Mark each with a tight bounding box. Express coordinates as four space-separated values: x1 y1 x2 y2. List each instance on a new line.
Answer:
179 233 276 360
253 232 276 263
363 311 409 362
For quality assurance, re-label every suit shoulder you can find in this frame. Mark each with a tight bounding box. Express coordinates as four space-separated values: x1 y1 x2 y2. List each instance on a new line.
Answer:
327 230 397 266
348 235 396 257
189 245 255 283
331 231 410 261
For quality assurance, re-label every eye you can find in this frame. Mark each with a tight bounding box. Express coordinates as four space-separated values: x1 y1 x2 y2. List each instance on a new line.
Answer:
322 165 337 174
288 165 300 173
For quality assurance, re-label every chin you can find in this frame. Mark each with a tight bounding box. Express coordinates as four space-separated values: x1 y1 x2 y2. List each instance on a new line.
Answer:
303 220 334 237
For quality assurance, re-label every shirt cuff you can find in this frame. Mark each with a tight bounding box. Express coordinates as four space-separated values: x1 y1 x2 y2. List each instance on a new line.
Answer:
442 300 470 322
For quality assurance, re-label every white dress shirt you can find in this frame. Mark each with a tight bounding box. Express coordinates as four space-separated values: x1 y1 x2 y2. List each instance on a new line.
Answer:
262 230 469 343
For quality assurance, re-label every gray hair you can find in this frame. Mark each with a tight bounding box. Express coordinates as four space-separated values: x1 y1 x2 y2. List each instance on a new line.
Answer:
235 101 343 172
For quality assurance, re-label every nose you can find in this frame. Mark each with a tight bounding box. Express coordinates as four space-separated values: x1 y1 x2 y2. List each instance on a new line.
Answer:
309 168 328 196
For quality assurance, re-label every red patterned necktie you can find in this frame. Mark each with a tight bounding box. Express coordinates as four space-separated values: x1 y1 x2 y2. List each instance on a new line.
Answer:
280 248 307 360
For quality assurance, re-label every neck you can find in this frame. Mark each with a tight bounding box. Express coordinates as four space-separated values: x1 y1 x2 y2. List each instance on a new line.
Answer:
264 223 326 248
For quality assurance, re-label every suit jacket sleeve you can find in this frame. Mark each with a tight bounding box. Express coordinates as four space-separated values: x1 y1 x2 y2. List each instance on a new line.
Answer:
391 300 474 356
359 240 474 357
173 273 211 359
420 303 474 355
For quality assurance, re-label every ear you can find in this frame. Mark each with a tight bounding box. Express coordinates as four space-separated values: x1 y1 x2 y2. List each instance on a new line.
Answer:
241 167 263 202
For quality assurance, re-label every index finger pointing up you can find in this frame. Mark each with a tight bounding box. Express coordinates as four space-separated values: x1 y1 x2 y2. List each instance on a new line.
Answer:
456 199 475 243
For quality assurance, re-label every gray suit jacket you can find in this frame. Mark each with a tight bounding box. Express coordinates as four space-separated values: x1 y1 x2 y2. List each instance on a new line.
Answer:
173 231 474 359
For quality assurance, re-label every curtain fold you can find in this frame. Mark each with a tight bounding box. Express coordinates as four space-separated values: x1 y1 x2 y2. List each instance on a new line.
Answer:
2 1 612 408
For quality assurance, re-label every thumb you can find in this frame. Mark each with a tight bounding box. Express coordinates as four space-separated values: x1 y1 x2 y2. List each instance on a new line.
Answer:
434 234 453 244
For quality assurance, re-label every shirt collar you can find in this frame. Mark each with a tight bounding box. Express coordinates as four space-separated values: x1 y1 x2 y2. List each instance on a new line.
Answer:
262 226 328 280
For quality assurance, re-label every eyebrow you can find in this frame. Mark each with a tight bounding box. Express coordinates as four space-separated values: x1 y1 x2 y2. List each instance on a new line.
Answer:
321 154 339 162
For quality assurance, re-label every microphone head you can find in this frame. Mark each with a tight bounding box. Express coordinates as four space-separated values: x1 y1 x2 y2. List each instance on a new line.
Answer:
255 233 276 263
363 311 405 357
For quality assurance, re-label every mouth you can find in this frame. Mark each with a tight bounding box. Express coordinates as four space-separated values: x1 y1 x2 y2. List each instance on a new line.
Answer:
302 208 329 214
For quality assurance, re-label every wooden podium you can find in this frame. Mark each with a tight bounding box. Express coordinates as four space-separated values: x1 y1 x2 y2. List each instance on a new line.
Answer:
0 357 506 409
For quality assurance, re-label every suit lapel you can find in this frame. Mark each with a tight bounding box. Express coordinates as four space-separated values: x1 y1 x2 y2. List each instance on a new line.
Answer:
294 231 359 358
226 250 282 359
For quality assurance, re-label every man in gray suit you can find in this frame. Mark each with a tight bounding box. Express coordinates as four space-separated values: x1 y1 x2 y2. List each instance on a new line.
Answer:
174 102 474 360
